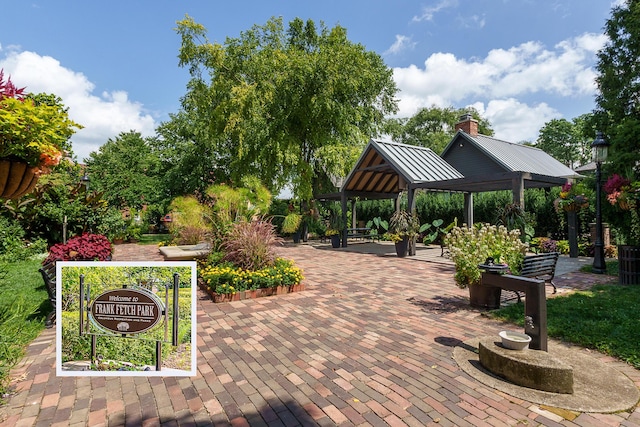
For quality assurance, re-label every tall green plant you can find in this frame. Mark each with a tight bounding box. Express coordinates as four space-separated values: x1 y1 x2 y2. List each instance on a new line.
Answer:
169 196 211 244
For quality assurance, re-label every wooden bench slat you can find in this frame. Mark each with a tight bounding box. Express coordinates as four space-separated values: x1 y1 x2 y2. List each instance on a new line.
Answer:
504 252 559 303
39 262 56 328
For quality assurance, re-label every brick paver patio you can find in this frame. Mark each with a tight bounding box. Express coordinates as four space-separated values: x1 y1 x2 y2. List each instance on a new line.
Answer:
1 242 638 426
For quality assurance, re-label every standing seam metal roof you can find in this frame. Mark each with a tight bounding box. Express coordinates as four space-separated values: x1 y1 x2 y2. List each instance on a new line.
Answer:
459 132 579 178
341 139 463 195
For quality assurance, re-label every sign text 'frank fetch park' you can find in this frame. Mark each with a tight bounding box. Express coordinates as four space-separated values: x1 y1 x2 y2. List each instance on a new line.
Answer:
90 289 162 334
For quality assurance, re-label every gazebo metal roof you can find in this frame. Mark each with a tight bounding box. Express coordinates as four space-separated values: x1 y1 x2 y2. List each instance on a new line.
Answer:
316 131 580 247
440 131 580 179
319 138 464 200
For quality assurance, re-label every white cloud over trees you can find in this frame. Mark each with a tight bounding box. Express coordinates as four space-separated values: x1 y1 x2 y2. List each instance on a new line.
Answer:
1 29 607 161
391 32 606 142
0 48 157 163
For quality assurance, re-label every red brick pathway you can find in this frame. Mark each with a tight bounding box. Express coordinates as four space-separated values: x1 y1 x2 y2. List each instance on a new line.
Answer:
0 243 638 426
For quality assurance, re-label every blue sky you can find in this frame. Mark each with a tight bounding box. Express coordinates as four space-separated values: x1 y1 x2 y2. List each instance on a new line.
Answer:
1 1 618 162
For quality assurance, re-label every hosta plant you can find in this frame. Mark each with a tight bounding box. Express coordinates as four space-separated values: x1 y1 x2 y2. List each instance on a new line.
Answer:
444 223 528 289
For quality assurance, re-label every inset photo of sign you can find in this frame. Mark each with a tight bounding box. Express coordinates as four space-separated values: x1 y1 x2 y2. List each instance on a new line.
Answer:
55 261 197 377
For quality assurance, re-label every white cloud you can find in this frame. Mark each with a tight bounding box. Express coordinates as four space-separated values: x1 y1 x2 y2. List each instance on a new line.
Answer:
458 14 486 29
472 99 561 143
0 48 157 163
412 0 459 22
384 35 417 56
392 33 606 141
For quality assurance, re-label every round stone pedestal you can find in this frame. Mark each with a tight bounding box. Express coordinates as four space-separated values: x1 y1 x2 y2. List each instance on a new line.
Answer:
478 337 573 394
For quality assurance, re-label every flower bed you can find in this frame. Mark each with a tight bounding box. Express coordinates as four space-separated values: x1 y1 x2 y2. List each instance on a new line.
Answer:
199 257 304 302
199 282 306 303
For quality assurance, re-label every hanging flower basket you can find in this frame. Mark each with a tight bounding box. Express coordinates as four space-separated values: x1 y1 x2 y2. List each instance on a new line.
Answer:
0 159 40 199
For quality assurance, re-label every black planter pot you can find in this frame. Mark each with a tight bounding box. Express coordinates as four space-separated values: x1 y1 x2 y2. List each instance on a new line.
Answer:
395 237 409 257
292 231 301 244
618 245 640 285
330 234 341 248
468 284 502 309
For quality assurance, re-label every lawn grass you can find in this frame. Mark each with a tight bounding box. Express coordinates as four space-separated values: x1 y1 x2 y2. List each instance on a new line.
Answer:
490 281 640 369
0 258 49 401
579 259 618 276
138 233 171 245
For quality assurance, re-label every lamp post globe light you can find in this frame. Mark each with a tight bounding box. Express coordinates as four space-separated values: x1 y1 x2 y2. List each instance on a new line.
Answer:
80 173 90 192
591 131 609 274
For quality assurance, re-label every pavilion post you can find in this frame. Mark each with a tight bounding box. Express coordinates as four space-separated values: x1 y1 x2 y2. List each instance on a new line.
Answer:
464 193 474 227
341 193 348 247
512 173 525 208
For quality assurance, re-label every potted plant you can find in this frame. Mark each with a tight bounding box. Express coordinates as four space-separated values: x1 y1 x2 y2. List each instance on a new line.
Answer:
388 210 419 257
444 223 528 308
0 70 82 199
604 174 640 284
282 212 302 243
325 228 341 248
554 182 590 258
365 216 389 237
127 225 143 243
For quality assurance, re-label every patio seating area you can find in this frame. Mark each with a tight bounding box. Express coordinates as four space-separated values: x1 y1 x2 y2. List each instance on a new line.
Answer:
1 242 637 426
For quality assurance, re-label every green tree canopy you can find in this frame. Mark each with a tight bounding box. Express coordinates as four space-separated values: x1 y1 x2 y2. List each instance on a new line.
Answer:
383 106 493 154
535 115 594 169
593 0 640 175
86 131 164 209
172 15 398 201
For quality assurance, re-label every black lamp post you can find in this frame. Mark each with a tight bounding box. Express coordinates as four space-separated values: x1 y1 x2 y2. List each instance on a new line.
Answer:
80 173 90 192
591 131 609 274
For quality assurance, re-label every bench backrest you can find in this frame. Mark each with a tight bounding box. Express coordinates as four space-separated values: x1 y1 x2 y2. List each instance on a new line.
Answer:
520 252 559 280
39 262 56 303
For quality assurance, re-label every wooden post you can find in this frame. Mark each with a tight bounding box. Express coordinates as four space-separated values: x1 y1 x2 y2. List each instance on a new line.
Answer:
463 193 473 227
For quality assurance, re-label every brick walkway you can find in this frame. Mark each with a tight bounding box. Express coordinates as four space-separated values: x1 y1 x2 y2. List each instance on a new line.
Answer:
1 243 638 426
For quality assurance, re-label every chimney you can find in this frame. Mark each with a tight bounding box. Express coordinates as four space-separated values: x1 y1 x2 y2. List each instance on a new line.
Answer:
455 113 478 136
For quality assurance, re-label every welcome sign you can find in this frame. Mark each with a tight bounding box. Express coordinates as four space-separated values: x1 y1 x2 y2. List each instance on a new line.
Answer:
90 288 163 334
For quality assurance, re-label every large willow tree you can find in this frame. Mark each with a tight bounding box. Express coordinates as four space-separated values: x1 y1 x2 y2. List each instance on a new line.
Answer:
173 15 398 200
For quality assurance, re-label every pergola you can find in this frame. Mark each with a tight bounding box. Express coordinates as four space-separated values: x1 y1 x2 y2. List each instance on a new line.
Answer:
316 126 580 248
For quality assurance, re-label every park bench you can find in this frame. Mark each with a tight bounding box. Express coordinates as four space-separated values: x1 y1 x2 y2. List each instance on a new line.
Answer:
520 252 559 293
346 227 382 242
39 261 56 328
511 252 559 303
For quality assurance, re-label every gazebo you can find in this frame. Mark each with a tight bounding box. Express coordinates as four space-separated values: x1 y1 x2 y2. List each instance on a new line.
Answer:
316 138 463 246
317 115 581 247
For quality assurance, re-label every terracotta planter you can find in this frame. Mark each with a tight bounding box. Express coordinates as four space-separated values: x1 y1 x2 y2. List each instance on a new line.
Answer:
468 284 502 309
198 281 305 303
0 159 40 199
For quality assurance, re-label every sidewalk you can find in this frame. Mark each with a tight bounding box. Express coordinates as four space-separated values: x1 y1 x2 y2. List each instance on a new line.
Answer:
0 242 637 426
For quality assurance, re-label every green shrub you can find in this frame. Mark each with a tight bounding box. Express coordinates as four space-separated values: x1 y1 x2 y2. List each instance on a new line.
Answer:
0 217 47 262
61 310 191 365
444 223 528 288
